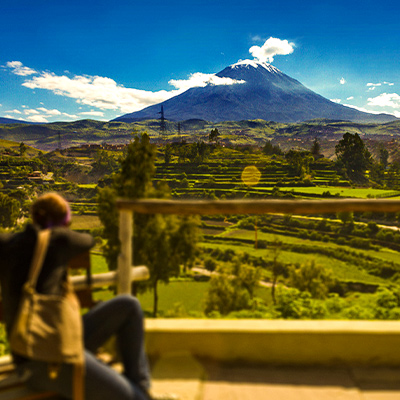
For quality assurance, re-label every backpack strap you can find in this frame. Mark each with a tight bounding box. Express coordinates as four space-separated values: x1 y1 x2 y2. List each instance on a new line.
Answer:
26 229 51 290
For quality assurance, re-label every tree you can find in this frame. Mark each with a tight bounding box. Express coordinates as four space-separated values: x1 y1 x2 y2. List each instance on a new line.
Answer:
270 239 284 304
170 215 201 273
91 149 119 175
204 258 261 315
310 139 321 157
379 146 389 169
0 193 20 228
19 142 27 157
285 150 314 178
195 140 210 162
97 133 199 317
263 141 283 156
209 128 220 143
164 144 172 164
335 132 372 182
337 210 354 226
288 260 335 299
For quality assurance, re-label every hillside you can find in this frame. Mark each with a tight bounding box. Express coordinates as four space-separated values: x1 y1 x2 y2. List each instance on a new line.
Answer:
0 117 32 124
0 118 400 152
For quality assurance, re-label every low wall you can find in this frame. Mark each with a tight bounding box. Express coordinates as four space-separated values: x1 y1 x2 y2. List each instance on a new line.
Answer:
145 319 400 367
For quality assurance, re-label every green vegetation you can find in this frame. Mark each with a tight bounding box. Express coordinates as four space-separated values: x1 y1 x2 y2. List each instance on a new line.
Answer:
3 122 400 323
97 133 200 317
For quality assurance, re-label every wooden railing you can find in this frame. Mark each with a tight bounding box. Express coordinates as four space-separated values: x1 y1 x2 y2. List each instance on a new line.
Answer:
116 197 400 290
71 266 149 292
116 198 400 215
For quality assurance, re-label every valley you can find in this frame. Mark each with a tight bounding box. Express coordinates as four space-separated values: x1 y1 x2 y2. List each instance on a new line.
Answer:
2 121 400 321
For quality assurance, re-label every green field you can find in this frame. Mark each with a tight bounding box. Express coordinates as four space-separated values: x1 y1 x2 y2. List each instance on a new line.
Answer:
259 187 400 198
70 215 102 230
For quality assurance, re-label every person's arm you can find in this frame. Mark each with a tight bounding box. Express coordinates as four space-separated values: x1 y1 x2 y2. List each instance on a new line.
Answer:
64 229 96 259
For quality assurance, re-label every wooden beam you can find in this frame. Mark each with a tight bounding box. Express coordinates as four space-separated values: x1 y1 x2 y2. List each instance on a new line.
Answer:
117 198 400 216
70 266 149 291
117 209 133 294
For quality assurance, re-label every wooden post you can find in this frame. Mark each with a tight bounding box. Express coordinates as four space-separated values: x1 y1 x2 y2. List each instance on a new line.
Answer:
117 209 133 295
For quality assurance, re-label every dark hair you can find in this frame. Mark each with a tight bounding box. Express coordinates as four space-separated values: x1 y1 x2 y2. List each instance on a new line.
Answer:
31 193 71 229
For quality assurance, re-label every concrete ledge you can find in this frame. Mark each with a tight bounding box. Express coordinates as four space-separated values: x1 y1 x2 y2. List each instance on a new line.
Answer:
145 319 400 367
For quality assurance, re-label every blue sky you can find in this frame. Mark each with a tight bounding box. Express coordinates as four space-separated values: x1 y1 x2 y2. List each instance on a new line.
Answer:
1 0 399 123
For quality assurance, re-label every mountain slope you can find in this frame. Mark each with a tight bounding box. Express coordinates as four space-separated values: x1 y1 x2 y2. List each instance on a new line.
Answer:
0 117 31 124
115 61 397 124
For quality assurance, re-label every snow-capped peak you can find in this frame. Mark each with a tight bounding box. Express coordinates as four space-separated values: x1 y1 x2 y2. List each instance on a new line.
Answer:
230 59 282 74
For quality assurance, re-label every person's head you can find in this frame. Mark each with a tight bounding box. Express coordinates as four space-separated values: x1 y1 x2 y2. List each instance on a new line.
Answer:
31 193 71 229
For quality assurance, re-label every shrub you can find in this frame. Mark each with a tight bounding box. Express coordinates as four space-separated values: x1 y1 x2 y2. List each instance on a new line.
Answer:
349 237 370 249
274 287 327 319
344 306 375 319
316 219 331 232
204 258 217 271
288 260 335 299
180 177 190 188
237 217 255 230
326 293 346 314
388 308 400 320
375 288 398 309
257 240 268 249
336 237 346 245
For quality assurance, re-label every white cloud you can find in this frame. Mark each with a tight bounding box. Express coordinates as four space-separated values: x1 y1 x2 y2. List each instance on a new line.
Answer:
26 115 49 123
251 35 264 42
249 37 295 63
367 83 381 91
347 96 354 100
37 107 62 115
169 73 245 91
6 109 22 114
10 106 79 122
6 61 37 76
366 82 394 91
343 104 383 114
4 115 23 119
22 71 181 113
13 61 246 115
340 78 346 85
367 93 400 109
330 99 341 103
79 111 105 117
24 109 40 115
61 113 79 119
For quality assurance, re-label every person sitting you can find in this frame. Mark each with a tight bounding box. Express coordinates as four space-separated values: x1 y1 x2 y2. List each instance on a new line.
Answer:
0 192 159 400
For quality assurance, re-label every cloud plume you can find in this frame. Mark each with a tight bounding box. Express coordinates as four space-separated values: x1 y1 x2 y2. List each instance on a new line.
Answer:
249 37 295 63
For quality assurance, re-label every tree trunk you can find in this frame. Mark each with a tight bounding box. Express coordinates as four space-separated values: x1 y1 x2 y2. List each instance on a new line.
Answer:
152 279 158 318
271 275 277 305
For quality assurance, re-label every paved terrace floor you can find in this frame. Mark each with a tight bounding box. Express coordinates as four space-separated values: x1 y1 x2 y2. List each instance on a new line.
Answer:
151 353 400 400
146 320 400 400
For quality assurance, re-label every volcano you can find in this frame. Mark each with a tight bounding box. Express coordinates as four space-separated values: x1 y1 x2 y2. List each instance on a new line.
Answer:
114 60 397 124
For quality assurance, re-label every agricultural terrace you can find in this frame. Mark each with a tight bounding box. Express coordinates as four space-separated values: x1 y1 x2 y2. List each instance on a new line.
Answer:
2 137 400 328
